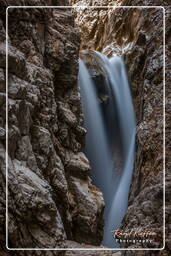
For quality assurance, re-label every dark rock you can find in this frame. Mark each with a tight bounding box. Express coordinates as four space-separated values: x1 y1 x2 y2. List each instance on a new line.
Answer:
58 102 77 127
0 0 105 252
0 68 5 93
68 176 105 245
65 152 90 179
71 0 171 254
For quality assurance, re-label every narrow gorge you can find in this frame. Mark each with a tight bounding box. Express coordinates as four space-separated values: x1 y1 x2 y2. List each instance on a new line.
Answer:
0 0 170 256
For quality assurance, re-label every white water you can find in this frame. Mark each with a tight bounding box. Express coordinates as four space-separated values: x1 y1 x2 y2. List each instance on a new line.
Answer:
78 53 136 248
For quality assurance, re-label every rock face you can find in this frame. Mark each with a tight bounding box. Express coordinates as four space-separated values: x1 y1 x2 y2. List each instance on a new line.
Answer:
70 0 123 54
0 0 111 255
0 0 170 255
71 0 171 255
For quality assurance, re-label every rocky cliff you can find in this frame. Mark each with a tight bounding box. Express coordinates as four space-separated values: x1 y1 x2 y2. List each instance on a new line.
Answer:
0 0 120 255
0 0 170 255
71 0 171 255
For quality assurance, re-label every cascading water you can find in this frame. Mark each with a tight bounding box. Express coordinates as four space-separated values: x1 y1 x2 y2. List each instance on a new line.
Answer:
78 60 114 200
78 52 136 248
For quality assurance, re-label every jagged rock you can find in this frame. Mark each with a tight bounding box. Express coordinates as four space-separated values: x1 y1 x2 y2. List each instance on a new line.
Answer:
0 0 170 254
80 50 110 103
0 43 27 79
0 127 5 139
71 0 171 255
0 68 5 93
15 135 40 174
65 152 90 178
8 125 20 159
68 176 105 245
0 0 105 252
18 100 32 135
74 125 87 145
5 146 66 248
32 125 52 155
58 102 78 127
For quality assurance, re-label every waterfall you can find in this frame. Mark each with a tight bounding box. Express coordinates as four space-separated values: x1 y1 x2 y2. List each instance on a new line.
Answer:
78 52 136 248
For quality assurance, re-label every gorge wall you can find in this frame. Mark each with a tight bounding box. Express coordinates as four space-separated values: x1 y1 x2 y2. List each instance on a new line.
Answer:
71 0 171 255
0 0 170 255
0 1 120 255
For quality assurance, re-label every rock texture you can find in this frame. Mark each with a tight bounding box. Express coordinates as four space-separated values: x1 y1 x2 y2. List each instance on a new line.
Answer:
70 0 171 255
0 0 118 255
0 0 170 255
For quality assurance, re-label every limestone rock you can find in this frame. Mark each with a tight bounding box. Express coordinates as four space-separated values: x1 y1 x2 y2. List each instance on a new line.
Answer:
70 0 171 254
66 152 90 178
0 0 105 252
68 176 105 245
